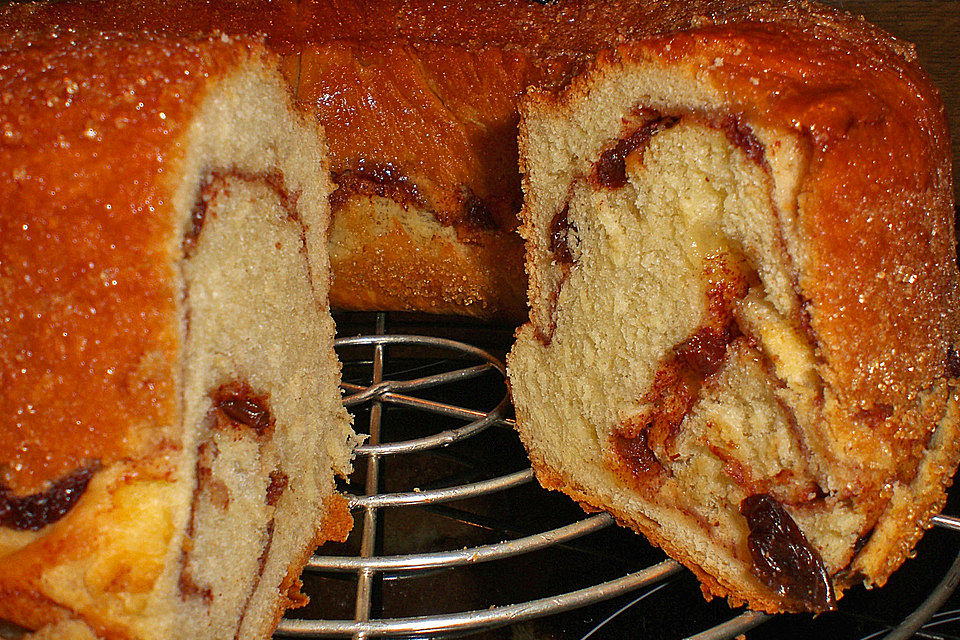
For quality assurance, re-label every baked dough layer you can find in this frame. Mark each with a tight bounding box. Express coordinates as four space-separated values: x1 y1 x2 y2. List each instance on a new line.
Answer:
0 30 356 640
509 12 958 613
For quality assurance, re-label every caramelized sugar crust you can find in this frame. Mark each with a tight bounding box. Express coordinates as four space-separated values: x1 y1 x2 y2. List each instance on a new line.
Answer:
14 0 917 320
509 2 957 612
0 30 259 495
615 16 957 408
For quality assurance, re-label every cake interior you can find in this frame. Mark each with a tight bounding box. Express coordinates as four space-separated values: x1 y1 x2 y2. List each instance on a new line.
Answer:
509 68 880 611
161 65 355 640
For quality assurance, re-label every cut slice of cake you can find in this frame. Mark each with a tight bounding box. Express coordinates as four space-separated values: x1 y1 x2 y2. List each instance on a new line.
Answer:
0 29 357 639
508 7 960 613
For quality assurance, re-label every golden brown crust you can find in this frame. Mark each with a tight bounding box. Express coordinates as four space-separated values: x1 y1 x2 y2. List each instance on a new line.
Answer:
5 0 958 623
289 0 782 319
612 4 958 409
520 436 778 612
0 24 354 640
510 0 958 615
297 40 570 318
6 1 955 325
0 42 283 635
0 1 298 52
317 493 354 546
327 195 528 318
848 384 960 587
256 493 354 639
2 0 831 321
0 27 258 494
519 391 959 612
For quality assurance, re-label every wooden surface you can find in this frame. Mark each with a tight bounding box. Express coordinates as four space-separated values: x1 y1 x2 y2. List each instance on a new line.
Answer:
824 1 960 203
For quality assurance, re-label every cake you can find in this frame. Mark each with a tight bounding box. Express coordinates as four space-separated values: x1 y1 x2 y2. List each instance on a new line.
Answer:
0 28 357 639
9 0 885 322
507 1 959 613
2 0 958 627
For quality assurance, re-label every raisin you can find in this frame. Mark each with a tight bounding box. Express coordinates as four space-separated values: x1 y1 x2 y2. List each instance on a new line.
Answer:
594 115 680 188
740 493 836 611
852 527 875 557
674 324 740 378
0 463 99 531
611 429 663 478
461 188 497 230
947 345 960 378
214 383 274 438
720 115 765 166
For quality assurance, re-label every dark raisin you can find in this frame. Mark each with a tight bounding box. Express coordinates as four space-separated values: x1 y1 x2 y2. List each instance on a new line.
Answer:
852 527 875 557
947 345 960 377
611 429 663 478
0 463 99 531
674 325 739 378
214 383 274 437
720 115 765 166
266 469 289 507
594 116 680 188
832 526 872 587
740 493 836 611
461 188 496 230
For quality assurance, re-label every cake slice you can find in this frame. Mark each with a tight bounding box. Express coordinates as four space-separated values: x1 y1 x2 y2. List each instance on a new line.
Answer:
508 5 960 613
0 29 356 639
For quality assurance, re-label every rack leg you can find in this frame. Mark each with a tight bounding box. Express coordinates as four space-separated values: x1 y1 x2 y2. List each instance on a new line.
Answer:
353 313 387 639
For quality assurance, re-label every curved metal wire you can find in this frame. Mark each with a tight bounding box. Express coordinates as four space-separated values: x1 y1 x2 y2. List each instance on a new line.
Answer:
336 335 510 456
345 468 534 509
933 514 960 532
294 329 960 639
277 561 683 637
879 546 960 640
299 332 697 637
684 612 771 640
307 512 615 572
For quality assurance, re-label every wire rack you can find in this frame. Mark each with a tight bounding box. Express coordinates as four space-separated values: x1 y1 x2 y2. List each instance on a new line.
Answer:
275 312 960 640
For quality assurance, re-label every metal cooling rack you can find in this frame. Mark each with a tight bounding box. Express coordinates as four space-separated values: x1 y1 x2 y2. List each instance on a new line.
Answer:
274 313 960 640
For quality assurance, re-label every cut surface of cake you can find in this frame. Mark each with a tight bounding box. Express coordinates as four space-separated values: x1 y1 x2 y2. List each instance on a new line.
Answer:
0 28 356 640
508 3 960 614
13 0 889 322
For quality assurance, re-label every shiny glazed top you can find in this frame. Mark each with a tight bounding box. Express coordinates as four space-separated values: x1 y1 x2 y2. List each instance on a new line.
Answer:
1 0 956 481
0 29 263 494
617 7 957 410
2 0 768 266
